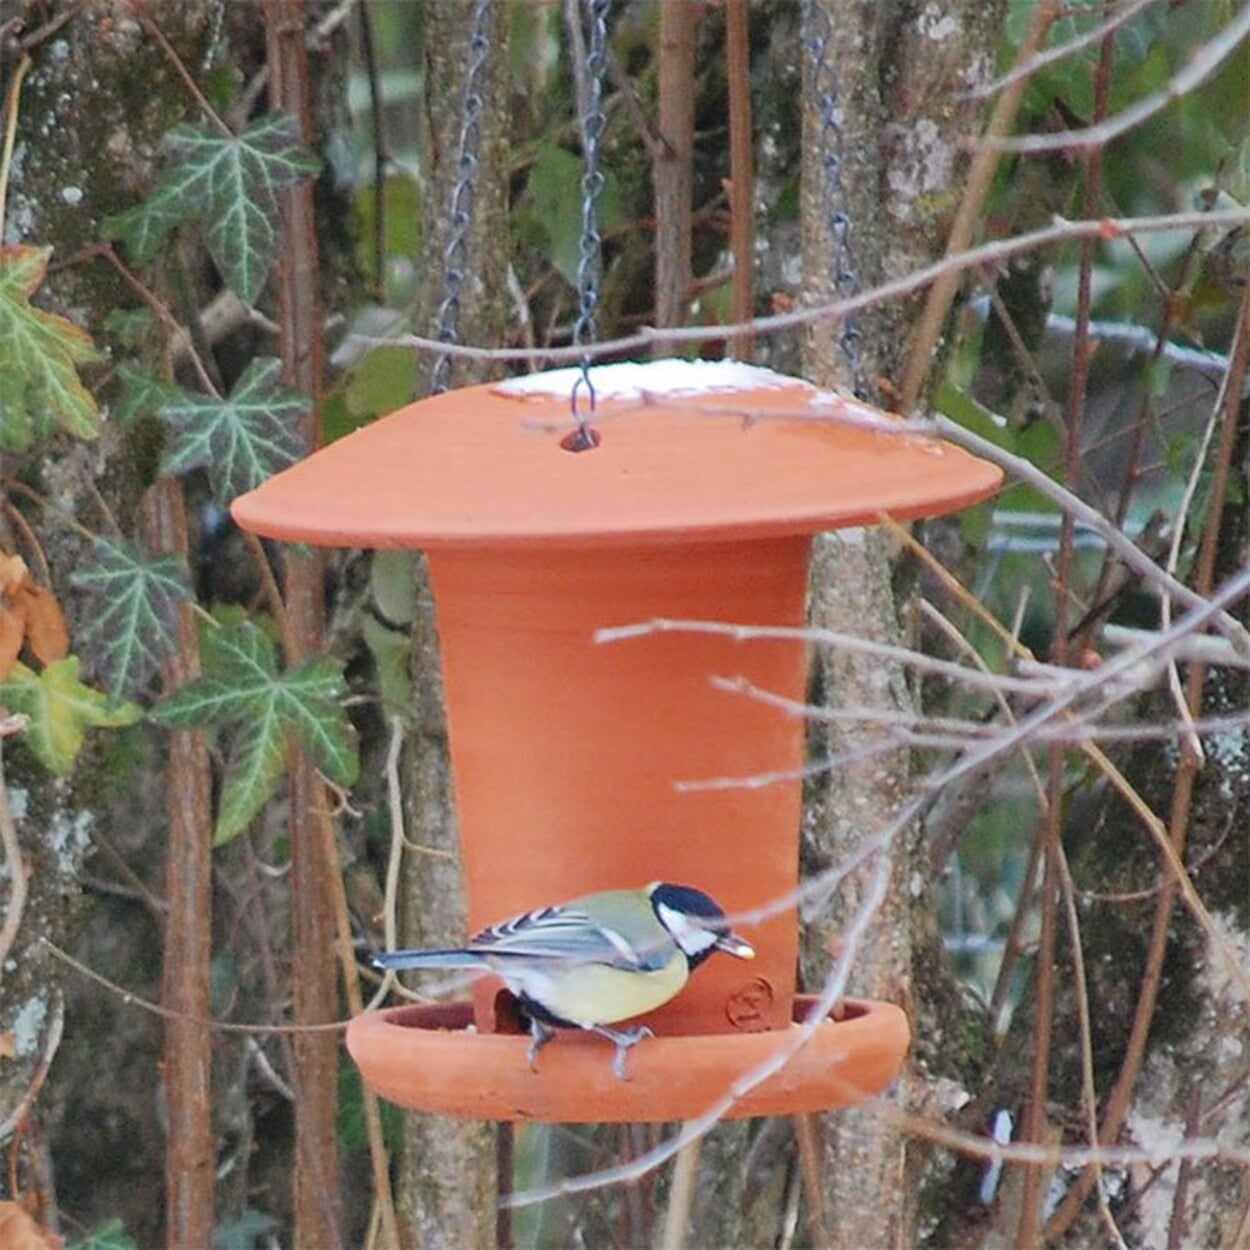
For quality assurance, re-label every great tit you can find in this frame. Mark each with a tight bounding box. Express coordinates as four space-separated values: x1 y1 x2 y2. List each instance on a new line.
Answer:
371 881 755 1078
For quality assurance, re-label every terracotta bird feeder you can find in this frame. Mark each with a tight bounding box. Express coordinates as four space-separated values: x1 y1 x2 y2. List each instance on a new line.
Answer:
231 359 1001 1123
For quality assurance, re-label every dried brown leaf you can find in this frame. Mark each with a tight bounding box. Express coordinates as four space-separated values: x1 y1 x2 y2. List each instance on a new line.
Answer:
15 585 69 665
0 608 24 681
0 1202 64 1250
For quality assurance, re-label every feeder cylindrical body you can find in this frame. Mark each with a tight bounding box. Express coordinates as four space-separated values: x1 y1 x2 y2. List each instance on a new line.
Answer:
429 536 810 1036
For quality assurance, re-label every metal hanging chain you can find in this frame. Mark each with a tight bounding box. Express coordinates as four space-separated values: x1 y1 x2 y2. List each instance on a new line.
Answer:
430 0 494 396
564 0 611 452
801 0 865 396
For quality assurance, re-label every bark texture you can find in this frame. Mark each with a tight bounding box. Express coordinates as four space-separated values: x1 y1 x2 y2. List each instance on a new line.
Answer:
144 478 215 1250
396 3 511 1246
0 7 219 1244
264 3 344 1243
799 4 1006 1248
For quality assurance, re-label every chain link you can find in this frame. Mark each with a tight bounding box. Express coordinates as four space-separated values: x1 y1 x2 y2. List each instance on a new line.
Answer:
564 0 610 450
430 0 494 396
802 0 865 395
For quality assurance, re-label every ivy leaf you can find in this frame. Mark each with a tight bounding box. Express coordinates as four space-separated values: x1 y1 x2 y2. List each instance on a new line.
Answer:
0 245 103 450
214 1209 280 1250
154 619 358 844
159 357 307 502
113 363 180 427
69 539 191 701
0 658 142 776
102 113 321 304
67 1219 141 1250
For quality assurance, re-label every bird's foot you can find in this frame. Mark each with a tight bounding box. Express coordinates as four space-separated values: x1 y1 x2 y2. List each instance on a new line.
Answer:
527 1019 556 1072
593 1024 654 1080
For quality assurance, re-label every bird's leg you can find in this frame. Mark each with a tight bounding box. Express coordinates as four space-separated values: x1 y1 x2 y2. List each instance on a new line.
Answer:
527 1017 556 1072
592 1024 655 1080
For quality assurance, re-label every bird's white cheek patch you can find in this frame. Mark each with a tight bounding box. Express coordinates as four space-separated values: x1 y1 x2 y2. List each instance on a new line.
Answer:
657 903 718 958
656 903 690 937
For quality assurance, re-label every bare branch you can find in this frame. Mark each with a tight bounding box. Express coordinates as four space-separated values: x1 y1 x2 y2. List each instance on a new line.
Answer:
987 4 1250 154
962 0 1160 102
343 207 1250 366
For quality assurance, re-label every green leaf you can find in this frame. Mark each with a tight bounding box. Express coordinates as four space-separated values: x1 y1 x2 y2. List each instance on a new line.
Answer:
0 245 103 450
0 658 143 775
101 306 156 349
213 1208 280 1250
69 538 192 701
520 142 623 287
113 363 180 427
338 1055 402 1153
102 114 321 304
276 656 359 784
154 619 358 844
343 345 415 425
351 173 422 290
102 176 186 262
934 380 1012 447
159 357 307 502
68 1220 141 1250
215 699 287 845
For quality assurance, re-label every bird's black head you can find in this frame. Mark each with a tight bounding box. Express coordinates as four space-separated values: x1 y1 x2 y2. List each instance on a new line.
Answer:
647 882 755 969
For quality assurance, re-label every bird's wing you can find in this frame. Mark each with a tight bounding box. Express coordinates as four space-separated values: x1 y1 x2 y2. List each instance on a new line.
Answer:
469 904 658 971
371 948 488 971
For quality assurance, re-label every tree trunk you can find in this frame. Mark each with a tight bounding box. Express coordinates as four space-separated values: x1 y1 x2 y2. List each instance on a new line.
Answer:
397 3 511 1246
653 0 695 334
144 479 215 1250
264 6 344 1245
0 8 219 1245
800 4 1007 1247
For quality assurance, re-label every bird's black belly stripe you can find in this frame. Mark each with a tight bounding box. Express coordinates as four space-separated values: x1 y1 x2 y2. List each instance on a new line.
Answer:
516 992 579 1030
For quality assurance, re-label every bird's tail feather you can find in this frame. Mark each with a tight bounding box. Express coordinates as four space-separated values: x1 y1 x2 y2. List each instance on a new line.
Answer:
371 948 488 971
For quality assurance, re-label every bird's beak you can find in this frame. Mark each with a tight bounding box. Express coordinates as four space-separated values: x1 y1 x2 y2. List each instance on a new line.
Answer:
716 933 755 960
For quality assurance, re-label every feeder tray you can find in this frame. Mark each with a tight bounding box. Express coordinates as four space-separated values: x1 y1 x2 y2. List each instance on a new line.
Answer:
232 360 1001 1122
347 997 909 1124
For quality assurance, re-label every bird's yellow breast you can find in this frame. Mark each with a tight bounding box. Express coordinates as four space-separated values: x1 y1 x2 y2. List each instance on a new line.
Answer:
505 954 689 1028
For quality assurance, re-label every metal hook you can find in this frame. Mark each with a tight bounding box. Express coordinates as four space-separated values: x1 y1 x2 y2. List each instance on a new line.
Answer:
563 371 602 452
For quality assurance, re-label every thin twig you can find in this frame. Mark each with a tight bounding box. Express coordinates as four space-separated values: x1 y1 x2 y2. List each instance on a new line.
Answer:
0 54 32 232
897 0 1061 415
599 617 1068 698
793 1112 830 1248
42 939 349 1034
132 0 234 137
372 713 407 1007
1046 224 1250 1243
989 3 1250 154
913 598 1051 1035
1057 843 1129 1250
0 736 29 969
356 0 388 302
1166 1086 1202 1250
90 242 221 396
725 0 754 361
362 206 1250 366
657 1136 701 1250
0 991 63 1143
963 0 1159 102
15 1 88 53
931 415 1250 652
1158 303 1238 763
316 771 402 1250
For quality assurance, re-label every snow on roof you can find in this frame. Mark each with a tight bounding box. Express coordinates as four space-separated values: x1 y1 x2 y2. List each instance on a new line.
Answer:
494 358 811 400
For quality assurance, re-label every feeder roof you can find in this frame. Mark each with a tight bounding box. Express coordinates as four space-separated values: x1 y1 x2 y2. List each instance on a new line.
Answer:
231 360 1002 548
